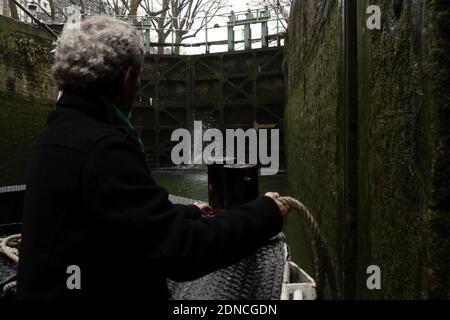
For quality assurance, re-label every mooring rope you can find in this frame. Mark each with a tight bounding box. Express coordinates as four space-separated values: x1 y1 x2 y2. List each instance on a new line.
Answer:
278 196 339 300
0 234 20 295
0 234 20 263
0 197 339 299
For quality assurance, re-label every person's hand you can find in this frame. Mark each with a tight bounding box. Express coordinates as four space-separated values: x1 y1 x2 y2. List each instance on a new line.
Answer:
265 192 289 218
194 202 214 215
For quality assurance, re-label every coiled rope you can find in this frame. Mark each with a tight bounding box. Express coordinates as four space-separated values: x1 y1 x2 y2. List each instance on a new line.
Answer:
0 234 20 263
0 197 339 299
0 234 20 295
278 197 339 300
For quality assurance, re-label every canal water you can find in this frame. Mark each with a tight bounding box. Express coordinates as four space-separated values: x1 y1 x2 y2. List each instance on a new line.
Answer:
152 169 315 276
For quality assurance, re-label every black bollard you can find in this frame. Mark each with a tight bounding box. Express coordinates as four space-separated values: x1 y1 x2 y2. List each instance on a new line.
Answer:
223 164 259 210
207 157 234 211
207 162 225 210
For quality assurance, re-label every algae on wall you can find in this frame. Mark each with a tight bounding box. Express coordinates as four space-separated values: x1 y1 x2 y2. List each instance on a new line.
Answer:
427 0 450 300
285 0 450 298
285 0 345 295
0 93 53 186
0 16 56 186
0 15 55 102
357 0 431 299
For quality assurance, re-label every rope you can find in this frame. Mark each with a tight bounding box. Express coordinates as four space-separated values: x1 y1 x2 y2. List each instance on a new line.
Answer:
0 234 20 296
278 196 339 300
0 234 20 263
3 281 17 294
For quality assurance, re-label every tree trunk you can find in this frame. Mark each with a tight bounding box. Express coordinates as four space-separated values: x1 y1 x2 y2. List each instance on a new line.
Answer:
48 0 56 21
8 0 19 20
157 0 169 54
174 31 183 54
157 30 165 54
79 0 86 18
129 0 142 16
2 0 10 16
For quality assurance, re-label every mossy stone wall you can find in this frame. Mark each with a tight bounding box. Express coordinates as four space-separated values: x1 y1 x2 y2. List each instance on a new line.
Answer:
285 0 345 295
286 0 450 299
0 15 55 186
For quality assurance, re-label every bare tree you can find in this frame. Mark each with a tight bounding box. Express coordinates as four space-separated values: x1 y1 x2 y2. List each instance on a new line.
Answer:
5 0 229 55
129 0 141 16
48 0 57 20
248 0 292 7
104 0 128 15
139 0 228 54
140 0 171 54
8 0 19 20
89 0 109 14
169 0 227 54
2 0 9 16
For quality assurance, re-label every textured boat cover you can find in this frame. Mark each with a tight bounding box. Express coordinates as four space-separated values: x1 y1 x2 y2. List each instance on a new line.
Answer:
0 255 16 288
168 195 286 300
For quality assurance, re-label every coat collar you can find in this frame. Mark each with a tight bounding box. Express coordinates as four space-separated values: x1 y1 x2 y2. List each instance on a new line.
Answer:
54 89 145 154
55 89 121 126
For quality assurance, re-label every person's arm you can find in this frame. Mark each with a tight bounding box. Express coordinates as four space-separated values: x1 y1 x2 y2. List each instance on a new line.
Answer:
82 136 283 281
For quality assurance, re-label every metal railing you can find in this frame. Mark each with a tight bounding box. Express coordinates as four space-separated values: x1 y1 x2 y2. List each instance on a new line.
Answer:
106 6 290 55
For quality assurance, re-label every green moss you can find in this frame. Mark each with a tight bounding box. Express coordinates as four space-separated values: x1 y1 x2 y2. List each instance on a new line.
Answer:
286 0 450 299
427 0 450 299
0 92 53 186
15 37 50 66
0 15 56 187
285 0 342 293
360 0 427 299
0 15 55 103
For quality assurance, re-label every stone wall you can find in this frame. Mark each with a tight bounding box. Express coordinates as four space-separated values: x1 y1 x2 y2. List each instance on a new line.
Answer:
0 15 56 186
285 0 450 299
285 0 344 296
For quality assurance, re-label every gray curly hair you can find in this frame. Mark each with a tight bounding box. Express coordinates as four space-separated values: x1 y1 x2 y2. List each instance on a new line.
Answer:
52 16 144 93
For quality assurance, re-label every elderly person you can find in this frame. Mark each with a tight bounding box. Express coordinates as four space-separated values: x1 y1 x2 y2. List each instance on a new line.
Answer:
17 16 287 299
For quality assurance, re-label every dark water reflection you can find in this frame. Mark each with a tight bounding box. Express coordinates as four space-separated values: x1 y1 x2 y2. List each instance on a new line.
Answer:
152 169 315 275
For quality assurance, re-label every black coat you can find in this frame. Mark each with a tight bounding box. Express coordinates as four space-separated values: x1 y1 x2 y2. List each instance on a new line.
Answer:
16 90 282 299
